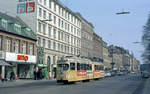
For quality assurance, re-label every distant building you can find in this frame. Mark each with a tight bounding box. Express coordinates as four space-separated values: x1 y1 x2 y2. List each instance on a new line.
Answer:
102 41 112 70
93 32 103 59
0 12 37 79
76 13 94 58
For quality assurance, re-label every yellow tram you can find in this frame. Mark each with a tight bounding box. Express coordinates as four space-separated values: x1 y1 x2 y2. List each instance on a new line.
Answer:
57 56 104 84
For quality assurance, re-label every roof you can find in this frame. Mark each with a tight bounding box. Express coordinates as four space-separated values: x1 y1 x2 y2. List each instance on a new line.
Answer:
0 12 37 41
54 0 81 21
75 12 94 28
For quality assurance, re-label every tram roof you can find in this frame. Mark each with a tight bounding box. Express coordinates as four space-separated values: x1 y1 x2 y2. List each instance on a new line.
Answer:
57 57 103 65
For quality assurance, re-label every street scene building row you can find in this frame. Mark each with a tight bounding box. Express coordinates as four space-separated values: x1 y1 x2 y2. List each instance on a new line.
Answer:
0 0 140 80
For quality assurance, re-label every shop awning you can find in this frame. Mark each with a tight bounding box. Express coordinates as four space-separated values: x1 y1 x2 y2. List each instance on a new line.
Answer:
7 61 36 65
0 60 11 66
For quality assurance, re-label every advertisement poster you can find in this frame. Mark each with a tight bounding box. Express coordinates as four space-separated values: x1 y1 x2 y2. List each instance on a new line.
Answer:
17 2 35 14
26 2 35 13
17 3 26 14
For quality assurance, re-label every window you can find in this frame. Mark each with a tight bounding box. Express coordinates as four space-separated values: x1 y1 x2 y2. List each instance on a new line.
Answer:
49 13 51 20
6 38 11 52
62 8 64 16
44 0 46 6
61 44 63 52
65 23 67 30
61 20 64 28
14 40 20 53
43 24 46 35
70 63 75 70
49 0 51 8
38 22 42 32
74 48 76 55
0 36 2 50
77 63 81 70
22 41 27 54
39 8 42 17
53 28 56 38
74 27 76 35
43 39 45 48
43 10 46 19
71 47 73 54
59 7 61 14
58 19 61 27
58 43 60 51
54 3 56 11
53 42 56 50
14 24 21 32
48 26 51 37
61 32 63 41
54 16 56 24
58 31 61 40
71 26 73 33
29 43 34 55
1 19 8 30
38 37 41 47
68 24 70 31
48 40 51 48
65 45 67 53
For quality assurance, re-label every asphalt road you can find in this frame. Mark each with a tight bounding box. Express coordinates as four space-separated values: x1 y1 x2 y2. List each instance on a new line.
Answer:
0 74 149 94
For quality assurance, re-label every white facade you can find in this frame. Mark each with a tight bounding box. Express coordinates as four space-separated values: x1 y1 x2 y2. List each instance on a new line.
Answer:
0 0 81 67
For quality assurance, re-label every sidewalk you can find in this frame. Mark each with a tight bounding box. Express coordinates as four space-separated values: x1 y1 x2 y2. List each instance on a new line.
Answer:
143 78 150 94
0 79 56 88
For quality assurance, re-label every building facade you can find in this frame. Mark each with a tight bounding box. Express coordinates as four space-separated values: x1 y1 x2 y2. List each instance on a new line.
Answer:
76 13 94 58
93 32 103 59
102 42 112 70
0 12 37 79
0 0 82 78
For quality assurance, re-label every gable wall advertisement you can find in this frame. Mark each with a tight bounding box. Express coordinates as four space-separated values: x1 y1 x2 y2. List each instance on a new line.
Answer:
17 0 35 14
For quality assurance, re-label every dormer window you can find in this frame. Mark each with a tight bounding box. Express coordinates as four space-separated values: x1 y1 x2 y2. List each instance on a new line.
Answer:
14 24 21 32
0 19 8 30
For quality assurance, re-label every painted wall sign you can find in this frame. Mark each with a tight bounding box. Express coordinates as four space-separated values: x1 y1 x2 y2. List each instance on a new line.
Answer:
17 2 35 14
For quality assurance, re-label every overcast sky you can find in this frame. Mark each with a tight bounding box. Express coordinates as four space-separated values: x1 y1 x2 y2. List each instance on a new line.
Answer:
60 0 150 63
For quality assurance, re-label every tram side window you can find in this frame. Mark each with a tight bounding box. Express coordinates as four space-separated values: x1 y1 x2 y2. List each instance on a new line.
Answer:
89 64 92 70
77 63 81 70
70 63 75 70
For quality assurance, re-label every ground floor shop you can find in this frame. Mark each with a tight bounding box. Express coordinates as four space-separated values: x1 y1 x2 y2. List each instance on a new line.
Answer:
0 52 37 80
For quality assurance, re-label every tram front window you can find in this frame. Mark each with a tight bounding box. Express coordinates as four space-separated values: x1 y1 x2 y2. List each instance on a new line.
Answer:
57 64 69 70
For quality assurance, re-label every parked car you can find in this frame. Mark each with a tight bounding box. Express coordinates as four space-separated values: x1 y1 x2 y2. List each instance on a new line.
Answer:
142 71 150 78
110 71 116 76
105 72 111 77
117 72 124 76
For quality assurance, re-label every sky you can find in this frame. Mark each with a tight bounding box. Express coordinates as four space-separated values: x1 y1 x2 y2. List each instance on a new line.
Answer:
60 0 150 63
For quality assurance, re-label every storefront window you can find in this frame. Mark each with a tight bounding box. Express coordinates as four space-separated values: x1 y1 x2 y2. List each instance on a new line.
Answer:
22 41 27 54
6 38 11 52
29 43 34 55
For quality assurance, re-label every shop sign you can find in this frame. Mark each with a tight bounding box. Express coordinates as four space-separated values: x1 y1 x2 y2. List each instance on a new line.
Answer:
5 52 36 63
17 55 28 61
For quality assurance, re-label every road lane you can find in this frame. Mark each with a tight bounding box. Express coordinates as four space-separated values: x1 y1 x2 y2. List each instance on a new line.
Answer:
0 74 146 94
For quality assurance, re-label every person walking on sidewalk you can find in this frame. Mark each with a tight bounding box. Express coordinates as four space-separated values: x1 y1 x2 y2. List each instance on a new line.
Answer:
10 71 15 81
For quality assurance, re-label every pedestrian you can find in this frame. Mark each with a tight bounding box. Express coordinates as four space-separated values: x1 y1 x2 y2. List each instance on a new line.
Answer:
10 71 15 81
33 69 37 80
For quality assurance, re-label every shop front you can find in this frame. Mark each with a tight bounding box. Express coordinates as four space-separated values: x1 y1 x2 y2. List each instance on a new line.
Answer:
5 52 36 79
